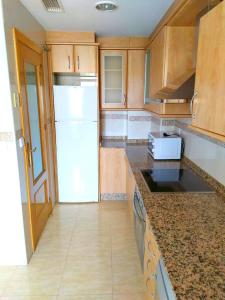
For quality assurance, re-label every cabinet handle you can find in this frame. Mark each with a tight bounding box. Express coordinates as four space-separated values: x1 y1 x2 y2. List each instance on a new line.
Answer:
190 91 198 115
68 56 71 70
123 94 126 106
77 55 80 70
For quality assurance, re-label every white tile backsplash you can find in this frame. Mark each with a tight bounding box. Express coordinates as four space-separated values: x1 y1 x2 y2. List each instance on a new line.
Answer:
179 128 225 186
127 111 151 139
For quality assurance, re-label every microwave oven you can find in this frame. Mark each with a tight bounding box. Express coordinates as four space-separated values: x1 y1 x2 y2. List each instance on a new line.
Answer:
148 132 182 160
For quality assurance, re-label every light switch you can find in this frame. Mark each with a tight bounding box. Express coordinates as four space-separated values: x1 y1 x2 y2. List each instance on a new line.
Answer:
13 92 19 108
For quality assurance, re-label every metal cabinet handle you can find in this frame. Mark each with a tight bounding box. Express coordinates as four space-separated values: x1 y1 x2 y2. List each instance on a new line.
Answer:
77 55 80 70
68 56 71 70
190 91 198 114
123 93 126 106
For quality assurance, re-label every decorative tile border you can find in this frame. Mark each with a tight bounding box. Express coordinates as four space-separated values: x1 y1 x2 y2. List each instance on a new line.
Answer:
176 120 225 148
101 136 127 140
101 114 128 120
151 116 161 126
129 116 152 122
0 132 14 142
100 193 127 201
162 119 175 127
127 139 148 144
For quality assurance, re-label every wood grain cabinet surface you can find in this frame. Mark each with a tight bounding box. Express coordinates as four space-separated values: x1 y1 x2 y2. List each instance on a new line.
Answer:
149 26 195 99
51 44 74 73
192 0 225 136
125 156 136 221
127 50 145 109
100 148 126 193
74 45 97 74
51 44 97 74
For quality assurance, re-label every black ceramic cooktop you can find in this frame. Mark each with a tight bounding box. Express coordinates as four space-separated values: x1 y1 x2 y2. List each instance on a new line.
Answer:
141 168 214 193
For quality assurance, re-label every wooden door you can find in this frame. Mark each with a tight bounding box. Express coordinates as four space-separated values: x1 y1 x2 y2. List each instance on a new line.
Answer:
51 44 74 73
74 45 97 74
192 1 225 136
100 50 127 109
14 29 52 249
127 50 145 108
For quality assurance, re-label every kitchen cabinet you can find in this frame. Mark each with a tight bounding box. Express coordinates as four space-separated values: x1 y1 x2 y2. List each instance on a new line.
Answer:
192 1 225 136
125 156 136 221
51 45 74 73
100 50 127 109
149 26 195 99
74 45 97 74
100 148 126 194
51 44 97 74
127 50 145 109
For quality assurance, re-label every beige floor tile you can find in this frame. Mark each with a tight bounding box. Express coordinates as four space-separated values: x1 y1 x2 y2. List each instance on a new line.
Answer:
3 276 61 296
57 295 112 300
112 256 144 294
35 236 71 256
0 267 16 296
68 243 111 258
0 296 57 300
113 294 145 300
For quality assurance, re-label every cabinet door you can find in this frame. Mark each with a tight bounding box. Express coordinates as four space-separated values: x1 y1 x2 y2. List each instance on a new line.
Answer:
127 50 145 109
100 50 127 109
149 28 166 99
74 45 97 74
193 1 225 136
100 148 126 193
51 45 74 73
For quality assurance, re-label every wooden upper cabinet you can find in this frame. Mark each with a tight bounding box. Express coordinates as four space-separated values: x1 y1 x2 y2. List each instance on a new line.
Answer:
192 1 225 136
51 45 74 73
149 26 195 99
51 44 97 74
127 50 145 109
100 50 127 109
74 45 97 74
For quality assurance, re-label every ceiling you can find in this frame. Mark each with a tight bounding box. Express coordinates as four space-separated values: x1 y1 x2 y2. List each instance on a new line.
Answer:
20 0 174 36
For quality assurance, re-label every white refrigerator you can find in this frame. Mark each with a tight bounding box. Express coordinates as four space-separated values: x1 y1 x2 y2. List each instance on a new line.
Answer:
53 78 99 203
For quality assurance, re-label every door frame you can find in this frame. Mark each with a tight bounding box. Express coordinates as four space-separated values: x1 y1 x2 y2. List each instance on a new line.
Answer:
13 28 53 250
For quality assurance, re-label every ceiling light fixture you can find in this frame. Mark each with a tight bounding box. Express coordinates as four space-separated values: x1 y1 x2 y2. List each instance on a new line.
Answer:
95 1 118 12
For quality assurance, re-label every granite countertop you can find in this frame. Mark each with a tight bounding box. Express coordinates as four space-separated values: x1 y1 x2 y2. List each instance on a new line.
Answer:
102 140 225 300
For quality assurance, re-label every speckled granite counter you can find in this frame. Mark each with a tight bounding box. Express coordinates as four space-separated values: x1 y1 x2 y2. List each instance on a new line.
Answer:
102 140 225 300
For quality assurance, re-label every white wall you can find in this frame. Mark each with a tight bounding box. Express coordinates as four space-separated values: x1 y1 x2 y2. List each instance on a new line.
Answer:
0 0 47 265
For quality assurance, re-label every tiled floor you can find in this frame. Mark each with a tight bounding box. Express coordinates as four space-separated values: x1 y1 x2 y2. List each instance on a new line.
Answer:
0 201 145 300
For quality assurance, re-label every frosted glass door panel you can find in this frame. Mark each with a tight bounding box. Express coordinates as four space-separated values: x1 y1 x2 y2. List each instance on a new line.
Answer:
104 55 123 104
105 71 122 89
25 63 43 180
105 56 122 69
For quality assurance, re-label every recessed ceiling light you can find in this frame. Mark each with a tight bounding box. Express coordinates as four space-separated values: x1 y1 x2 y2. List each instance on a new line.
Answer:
95 1 118 12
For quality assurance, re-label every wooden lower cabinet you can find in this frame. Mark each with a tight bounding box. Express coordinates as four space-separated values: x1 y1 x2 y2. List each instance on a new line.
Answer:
144 217 161 300
125 156 136 221
100 148 126 194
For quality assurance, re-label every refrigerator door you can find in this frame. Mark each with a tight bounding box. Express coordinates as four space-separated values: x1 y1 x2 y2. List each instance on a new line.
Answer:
53 85 98 122
55 121 99 203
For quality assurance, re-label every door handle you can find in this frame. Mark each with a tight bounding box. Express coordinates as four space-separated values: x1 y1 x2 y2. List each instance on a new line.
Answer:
30 147 37 153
